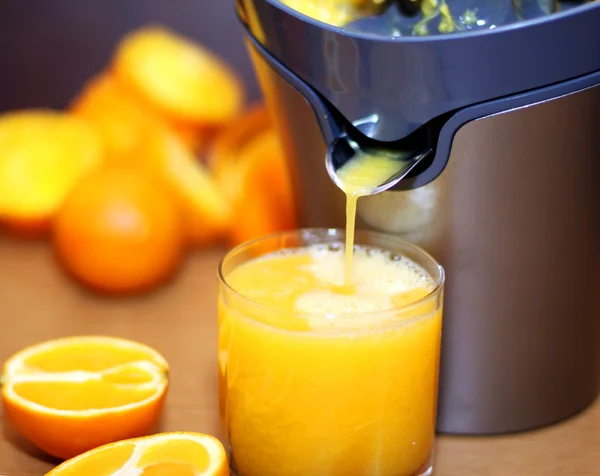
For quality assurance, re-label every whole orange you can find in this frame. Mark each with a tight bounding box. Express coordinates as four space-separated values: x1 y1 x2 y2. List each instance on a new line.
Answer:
53 165 184 295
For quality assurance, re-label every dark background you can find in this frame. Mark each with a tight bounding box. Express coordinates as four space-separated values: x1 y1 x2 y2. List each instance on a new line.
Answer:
0 0 262 111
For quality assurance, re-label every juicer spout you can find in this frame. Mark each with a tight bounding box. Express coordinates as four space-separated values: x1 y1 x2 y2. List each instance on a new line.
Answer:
326 134 433 195
243 27 344 146
243 26 437 191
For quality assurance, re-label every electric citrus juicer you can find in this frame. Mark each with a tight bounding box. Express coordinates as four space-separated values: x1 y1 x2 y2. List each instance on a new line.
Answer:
235 0 600 435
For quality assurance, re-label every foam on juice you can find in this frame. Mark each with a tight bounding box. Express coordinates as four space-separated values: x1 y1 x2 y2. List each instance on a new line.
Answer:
300 245 434 329
227 243 436 331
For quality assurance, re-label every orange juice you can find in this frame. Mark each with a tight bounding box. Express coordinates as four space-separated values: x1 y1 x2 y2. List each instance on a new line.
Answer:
335 148 416 287
218 231 444 476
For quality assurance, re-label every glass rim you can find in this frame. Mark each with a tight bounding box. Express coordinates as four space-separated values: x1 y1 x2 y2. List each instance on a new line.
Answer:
218 227 445 325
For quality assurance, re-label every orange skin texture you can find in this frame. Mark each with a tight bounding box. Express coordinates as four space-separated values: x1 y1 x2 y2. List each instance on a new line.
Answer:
53 165 185 295
2 389 168 461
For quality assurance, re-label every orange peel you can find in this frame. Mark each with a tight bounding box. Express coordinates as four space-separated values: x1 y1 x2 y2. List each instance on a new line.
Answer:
207 103 272 199
138 127 232 247
53 165 185 295
227 128 297 246
207 105 297 246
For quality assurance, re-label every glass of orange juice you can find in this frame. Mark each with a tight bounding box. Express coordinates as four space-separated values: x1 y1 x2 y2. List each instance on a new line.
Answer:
218 228 444 476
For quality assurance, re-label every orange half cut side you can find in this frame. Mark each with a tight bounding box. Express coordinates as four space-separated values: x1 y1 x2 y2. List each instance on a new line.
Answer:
1 336 169 460
45 432 228 476
113 26 244 125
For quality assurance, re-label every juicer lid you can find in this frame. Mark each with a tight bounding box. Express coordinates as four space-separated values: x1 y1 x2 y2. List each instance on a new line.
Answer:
239 0 600 142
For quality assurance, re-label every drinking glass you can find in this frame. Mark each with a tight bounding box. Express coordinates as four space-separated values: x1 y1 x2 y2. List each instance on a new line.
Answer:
218 228 445 476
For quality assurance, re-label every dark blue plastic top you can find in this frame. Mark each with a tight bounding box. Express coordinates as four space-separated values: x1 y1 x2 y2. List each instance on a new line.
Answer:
238 0 600 142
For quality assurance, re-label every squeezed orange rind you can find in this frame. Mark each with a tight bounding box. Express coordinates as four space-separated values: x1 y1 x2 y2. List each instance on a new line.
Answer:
138 126 232 247
207 105 297 246
227 128 297 246
207 103 272 193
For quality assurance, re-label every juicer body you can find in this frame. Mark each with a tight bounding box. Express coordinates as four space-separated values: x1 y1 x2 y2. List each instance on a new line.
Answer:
240 1 600 434
239 0 600 143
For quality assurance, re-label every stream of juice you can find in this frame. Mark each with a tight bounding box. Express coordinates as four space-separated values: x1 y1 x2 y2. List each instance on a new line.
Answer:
335 150 411 286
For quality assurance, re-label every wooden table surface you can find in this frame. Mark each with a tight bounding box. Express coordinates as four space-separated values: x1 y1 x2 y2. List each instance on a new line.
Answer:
0 238 598 475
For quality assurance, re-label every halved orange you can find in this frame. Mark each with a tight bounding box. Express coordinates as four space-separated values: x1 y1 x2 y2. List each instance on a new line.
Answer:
113 26 244 126
71 73 211 158
227 128 298 246
207 106 298 246
0 110 103 234
45 432 228 476
2 336 169 460
207 103 272 195
139 126 232 247
70 73 156 161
